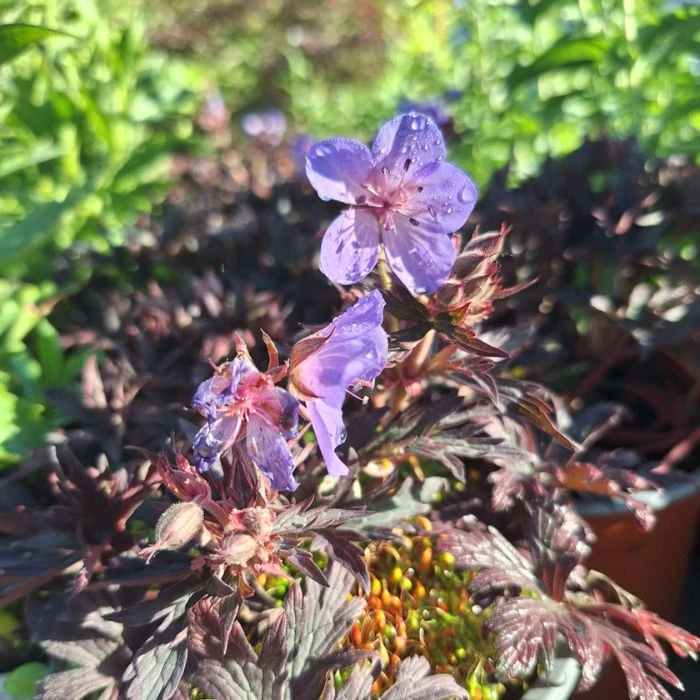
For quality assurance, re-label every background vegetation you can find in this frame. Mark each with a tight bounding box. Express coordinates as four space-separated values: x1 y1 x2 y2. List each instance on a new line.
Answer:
0 0 697 462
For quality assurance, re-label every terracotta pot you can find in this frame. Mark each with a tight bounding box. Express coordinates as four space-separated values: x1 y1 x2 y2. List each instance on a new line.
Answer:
571 478 700 699
577 475 700 622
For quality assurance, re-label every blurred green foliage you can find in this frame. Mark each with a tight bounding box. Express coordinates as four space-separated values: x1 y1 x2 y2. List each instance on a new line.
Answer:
281 0 700 184
0 0 203 466
149 0 699 184
0 0 697 465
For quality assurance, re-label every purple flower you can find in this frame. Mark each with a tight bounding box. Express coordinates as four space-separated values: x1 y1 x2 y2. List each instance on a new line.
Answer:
398 99 450 127
240 108 287 146
192 358 299 491
305 112 477 295
288 290 388 476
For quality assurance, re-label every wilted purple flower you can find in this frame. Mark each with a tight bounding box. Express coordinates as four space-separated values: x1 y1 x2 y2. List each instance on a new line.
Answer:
240 108 287 146
192 358 299 491
288 290 388 476
398 99 450 127
305 112 477 295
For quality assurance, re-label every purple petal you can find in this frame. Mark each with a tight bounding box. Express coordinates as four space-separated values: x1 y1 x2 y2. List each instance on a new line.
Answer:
324 289 386 342
274 388 300 439
306 138 373 205
192 358 256 419
308 399 349 477
402 161 477 235
371 112 446 181
192 415 242 472
383 216 457 295
295 291 388 405
320 207 380 285
246 414 298 491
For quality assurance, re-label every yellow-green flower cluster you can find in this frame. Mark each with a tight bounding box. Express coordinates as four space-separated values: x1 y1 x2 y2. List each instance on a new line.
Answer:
345 518 505 699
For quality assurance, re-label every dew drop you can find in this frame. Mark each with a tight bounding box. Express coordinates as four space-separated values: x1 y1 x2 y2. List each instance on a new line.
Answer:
320 193 332 202
458 186 474 204
338 427 348 443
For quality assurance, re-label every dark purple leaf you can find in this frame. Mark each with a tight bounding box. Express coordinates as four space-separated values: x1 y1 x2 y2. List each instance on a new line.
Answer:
327 657 379 700
105 578 203 626
288 562 366 698
445 524 539 599
284 548 329 588
123 597 190 700
258 613 289 697
382 655 468 699
191 620 281 700
217 595 242 656
313 529 369 593
36 669 116 700
352 477 447 531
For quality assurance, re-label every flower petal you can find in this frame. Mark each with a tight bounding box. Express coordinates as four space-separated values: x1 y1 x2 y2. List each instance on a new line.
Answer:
371 112 446 181
274 387 300 439
306 138 373 205
293 291 388 404
320 207 380 285
246 414 298 491
383 216 457 295
192 358 256 419
308 399 349 477
192 415 242 472
402 161 477 235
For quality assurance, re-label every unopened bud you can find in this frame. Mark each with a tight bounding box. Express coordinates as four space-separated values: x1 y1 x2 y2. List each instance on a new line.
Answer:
222 533 258 566
145 502 204 562
242 507 275 535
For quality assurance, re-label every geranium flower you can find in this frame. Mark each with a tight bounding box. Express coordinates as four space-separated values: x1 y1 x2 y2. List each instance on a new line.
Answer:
305 112 477 295
191 358 299 491
288 290 388 476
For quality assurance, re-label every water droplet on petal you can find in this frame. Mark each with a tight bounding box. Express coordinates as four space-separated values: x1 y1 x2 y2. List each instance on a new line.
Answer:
338 427 348 443
458 186 474 204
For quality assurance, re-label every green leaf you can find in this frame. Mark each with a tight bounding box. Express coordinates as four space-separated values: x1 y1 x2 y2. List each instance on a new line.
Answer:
0 24 73 66
3 661 49 698
0 142 64 180
508 35 609 89
0 187 87 271
516 0 565 26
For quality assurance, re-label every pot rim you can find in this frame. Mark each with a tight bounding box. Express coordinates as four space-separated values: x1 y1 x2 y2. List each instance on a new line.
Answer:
575 469 700 517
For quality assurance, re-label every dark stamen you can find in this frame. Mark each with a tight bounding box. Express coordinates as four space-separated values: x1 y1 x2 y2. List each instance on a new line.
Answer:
404 158 412 172
381 166 390 176
409 217 419 226
355 195 367 205
417 186 424 192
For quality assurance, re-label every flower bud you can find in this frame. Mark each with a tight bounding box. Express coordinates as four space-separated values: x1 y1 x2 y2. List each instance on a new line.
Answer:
149 502 204 559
